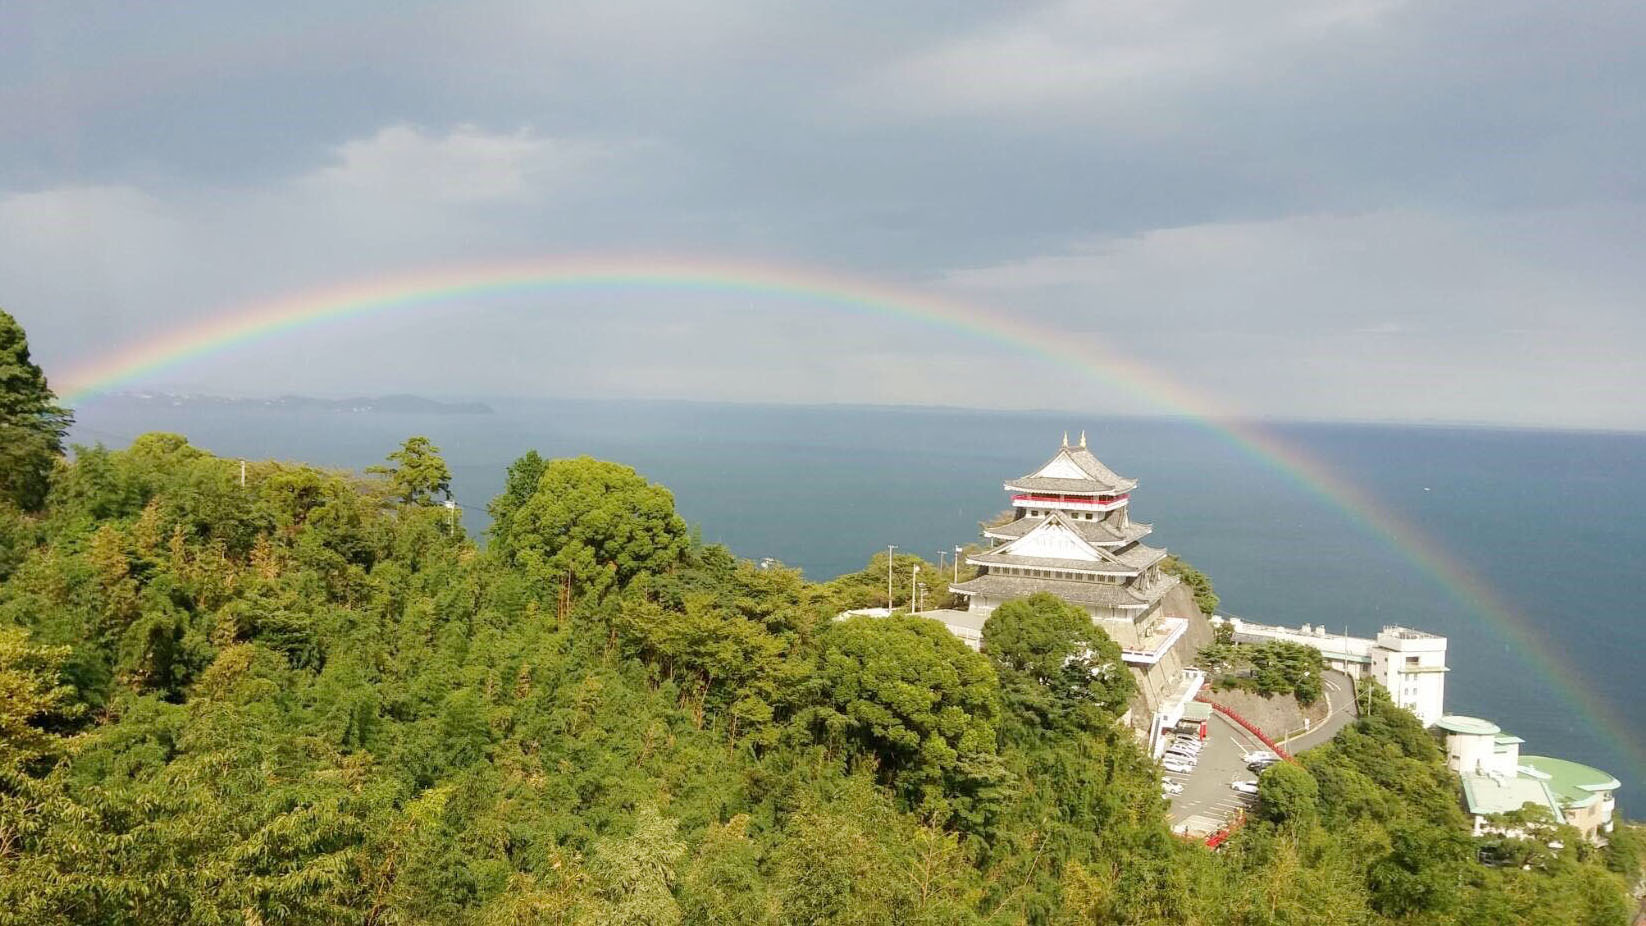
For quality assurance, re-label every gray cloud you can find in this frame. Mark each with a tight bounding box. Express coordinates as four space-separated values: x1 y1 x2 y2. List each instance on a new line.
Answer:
2 0 1642 427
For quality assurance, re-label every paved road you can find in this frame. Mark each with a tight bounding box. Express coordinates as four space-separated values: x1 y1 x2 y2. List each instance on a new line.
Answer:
1281 669 1358 753
1166 670 1359 835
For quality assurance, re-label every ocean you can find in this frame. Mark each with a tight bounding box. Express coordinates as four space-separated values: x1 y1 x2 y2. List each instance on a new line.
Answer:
70 396 1646 812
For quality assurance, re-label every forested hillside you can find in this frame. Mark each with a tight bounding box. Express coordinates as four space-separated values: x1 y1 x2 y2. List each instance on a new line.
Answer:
0 310 1638 924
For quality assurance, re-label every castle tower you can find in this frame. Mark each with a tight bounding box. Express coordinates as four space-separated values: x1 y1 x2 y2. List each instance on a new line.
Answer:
951 438 1171 641
950 436 1207 753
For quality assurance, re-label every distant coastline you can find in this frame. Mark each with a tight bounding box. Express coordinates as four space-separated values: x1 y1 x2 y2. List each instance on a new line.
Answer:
102 391 494 415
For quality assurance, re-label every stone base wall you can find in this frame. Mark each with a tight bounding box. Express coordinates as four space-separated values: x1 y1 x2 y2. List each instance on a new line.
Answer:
1202 686 1329 741
1162 582 1215 656
1128 646 1189 714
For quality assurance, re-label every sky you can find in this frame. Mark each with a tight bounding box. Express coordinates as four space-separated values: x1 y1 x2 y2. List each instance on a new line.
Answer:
3 0 1643 429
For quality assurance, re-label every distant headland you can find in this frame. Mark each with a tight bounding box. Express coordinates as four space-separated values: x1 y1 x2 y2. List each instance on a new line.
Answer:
100 391 494 415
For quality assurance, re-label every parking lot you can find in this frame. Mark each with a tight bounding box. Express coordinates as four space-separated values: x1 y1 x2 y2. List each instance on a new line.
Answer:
1164 671 1359 836
1164 714 1267 837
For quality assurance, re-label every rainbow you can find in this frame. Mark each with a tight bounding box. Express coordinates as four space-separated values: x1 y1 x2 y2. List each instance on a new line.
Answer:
53 255 1643 779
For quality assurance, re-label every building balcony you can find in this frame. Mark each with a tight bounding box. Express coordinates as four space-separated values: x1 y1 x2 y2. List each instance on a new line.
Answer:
1121 617 1188 665
1011 493 1129 511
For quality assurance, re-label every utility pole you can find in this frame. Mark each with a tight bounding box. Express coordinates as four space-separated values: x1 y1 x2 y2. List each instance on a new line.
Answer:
239 460 246 487
954 545 962 581
911 564 920 613
886 545 897 609
937 551 946 575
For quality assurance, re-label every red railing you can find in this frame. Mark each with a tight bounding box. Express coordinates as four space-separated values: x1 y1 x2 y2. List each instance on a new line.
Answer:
1196 694 1293 761
1205 811 1245 849
1012 493 1129 506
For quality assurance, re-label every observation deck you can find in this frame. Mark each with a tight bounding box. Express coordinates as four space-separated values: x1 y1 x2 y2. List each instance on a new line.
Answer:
1010 492 1129 512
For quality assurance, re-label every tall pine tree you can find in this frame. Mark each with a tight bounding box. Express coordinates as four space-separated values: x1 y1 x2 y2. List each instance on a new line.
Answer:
0 310 72 511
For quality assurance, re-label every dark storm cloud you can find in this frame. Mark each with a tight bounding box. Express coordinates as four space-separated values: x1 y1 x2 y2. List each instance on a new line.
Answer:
2 0 1642 427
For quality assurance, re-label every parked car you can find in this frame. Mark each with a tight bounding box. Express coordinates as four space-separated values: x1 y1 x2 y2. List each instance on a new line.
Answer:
1247 758 1280 772
1169 739 1204 752
1231 780 1260 795
1163 760 1195 774
1161 780 1184 795
1243 750 1278 763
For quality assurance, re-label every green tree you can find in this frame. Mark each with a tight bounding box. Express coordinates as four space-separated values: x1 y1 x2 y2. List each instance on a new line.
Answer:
1366 824 1472 918
591 803 686 926
814 614 1007 831
617 591 789 735
0 310 73 512
494 457 690 598
1257 760 1319 824
370 435 453 505
1160 555 1217 616
982 592 1132 738
488 449 546 546
0 625 78 779
678 815 771 925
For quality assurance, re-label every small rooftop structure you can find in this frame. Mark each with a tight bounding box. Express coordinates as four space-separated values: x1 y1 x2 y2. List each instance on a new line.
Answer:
1436 715 1501 736
1181 701 1213 724
1379 625 1443 642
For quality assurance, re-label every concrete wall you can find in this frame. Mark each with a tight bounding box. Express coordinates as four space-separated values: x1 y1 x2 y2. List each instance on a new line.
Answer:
1446 732 1497 775
1202 686 1329 741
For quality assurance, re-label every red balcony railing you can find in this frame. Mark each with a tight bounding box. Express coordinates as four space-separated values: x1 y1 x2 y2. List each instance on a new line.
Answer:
1012 493 1129 506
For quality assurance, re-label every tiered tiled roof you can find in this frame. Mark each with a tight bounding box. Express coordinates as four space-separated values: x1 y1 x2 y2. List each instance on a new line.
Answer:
1004 443 1137 495
948 573 1161 610
984 514 1152 546
955 509 1177 612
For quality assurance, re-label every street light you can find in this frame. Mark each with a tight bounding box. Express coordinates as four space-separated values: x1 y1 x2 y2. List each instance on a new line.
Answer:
911 564 920 613
953 545 962 581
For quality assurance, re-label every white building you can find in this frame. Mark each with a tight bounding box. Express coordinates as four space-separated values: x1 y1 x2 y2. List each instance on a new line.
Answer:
1369 627 1449 727
1437 715 1621 844
1216 616 1448 725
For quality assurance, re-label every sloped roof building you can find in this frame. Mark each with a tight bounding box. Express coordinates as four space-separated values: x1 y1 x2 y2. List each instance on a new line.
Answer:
951 433 1208 754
